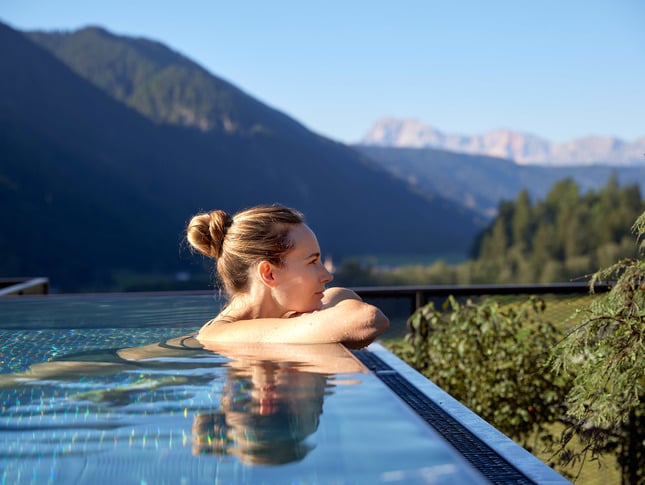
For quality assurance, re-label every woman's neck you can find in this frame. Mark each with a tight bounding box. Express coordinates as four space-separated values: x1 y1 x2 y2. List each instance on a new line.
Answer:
223 290 283 320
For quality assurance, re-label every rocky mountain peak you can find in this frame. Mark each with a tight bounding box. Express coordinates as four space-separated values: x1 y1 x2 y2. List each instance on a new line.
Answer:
361 118 645 166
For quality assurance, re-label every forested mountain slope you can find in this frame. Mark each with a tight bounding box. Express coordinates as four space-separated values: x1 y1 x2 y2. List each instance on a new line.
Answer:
356 145 645 217
0 23 483 290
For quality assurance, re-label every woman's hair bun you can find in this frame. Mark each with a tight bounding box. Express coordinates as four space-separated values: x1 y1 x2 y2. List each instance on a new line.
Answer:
186 210 233 258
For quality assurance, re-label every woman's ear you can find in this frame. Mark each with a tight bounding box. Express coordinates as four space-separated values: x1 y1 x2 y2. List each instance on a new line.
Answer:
257 260 278 287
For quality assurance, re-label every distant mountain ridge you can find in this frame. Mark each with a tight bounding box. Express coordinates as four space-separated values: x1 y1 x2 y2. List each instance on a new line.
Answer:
355 145 645 218
362 118 645 166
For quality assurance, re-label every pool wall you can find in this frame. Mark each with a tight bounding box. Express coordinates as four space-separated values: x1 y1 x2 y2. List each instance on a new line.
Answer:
365 343 570 484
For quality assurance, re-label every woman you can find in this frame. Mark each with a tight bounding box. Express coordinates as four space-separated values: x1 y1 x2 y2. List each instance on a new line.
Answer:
186 204 389 348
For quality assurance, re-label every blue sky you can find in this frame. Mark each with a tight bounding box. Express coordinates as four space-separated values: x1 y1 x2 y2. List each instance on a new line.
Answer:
2 0 643 144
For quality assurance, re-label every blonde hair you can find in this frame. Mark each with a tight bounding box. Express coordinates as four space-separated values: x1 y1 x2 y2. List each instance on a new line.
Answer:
186 204 304 295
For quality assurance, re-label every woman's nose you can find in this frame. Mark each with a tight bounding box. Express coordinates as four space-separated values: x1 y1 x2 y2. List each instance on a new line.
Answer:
320 264 333 283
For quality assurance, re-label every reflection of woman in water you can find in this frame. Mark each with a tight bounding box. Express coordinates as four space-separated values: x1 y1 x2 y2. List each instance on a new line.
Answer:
191 343 363 465
192 360 327 465
186 204 389 348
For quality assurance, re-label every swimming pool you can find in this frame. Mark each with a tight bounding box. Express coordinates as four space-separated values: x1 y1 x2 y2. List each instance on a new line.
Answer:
0 293 568 484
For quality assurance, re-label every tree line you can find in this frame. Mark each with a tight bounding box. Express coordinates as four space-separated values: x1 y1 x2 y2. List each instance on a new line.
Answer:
335 173 644 286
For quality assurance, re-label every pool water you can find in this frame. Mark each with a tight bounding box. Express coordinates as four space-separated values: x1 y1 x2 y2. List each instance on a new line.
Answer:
0 294 488 484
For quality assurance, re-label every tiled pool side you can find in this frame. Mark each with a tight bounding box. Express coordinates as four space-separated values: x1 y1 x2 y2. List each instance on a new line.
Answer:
360 343 570 485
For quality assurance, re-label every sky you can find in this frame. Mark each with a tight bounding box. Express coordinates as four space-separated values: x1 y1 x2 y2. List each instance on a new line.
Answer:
2 0 644 144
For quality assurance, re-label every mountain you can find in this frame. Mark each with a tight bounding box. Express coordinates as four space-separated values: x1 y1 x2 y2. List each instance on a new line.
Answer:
361 118 645 166
355 145 645 217
26 27 308 138
0 23 484 291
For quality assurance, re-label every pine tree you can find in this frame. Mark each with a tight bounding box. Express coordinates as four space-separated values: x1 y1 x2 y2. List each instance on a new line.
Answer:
550 211 645 484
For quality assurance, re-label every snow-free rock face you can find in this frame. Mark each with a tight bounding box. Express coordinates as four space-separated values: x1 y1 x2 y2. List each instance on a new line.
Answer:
361 118 645 166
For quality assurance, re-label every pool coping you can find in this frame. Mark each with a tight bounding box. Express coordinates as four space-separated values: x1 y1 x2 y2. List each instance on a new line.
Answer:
360 343 571 485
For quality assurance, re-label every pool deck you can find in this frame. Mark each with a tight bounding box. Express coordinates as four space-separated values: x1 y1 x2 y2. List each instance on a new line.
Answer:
362 343 571 485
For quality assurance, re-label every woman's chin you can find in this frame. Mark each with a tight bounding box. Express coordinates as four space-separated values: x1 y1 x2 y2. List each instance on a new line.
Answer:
312 299 324 311
302 302 323 313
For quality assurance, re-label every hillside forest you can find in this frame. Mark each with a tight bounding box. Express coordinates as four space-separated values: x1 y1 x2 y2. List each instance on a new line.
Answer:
335 174 645 287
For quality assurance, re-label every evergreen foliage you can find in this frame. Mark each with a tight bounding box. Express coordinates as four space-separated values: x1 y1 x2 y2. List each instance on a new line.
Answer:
471 174 644 284
549 210 645 484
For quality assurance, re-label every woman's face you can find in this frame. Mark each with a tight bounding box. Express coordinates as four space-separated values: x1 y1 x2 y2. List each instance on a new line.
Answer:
271 224 333 313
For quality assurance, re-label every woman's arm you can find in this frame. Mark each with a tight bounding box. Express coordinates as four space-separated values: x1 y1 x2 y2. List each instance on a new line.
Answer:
197 287 389 348
320 286 362 307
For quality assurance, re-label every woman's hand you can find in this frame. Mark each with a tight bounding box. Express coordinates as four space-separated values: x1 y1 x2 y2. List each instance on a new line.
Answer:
321 287 362 308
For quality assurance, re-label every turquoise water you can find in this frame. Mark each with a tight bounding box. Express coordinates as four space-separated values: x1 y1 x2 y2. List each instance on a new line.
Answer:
0 294 487 484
